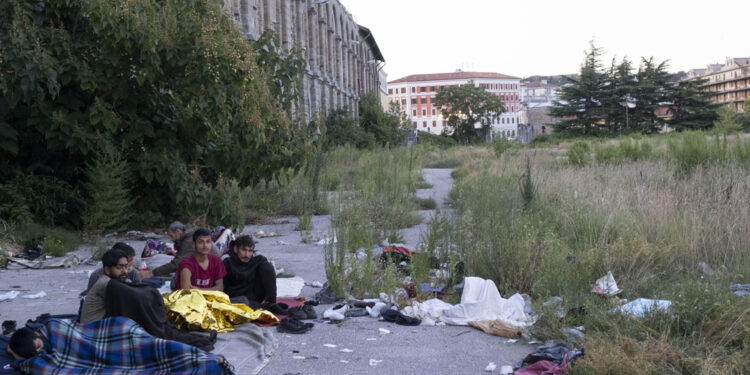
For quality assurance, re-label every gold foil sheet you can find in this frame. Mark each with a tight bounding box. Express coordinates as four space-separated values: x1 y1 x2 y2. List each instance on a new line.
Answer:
163 289 279 332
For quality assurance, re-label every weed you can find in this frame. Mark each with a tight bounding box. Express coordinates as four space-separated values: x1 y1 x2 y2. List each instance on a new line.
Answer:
567 141 590 166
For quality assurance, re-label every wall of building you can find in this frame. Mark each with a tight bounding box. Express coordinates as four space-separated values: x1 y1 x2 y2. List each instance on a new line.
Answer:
223 0 384 120
687 58 750 113
386 72 521 137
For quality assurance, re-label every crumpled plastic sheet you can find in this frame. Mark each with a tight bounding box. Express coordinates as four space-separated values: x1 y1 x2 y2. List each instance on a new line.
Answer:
0 291 20 302
613 298 671 317
163 289 279 332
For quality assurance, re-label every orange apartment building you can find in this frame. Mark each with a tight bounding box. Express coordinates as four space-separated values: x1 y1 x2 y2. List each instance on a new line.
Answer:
387 71 521 137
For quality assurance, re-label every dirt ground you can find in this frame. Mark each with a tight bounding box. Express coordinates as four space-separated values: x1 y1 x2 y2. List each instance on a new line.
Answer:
0 169 537 374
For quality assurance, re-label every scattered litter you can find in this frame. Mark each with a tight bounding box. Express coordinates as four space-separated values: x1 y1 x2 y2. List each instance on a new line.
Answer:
421 317 436 326
253 230 283 238
323 304 348 321
469 320 521 338
565 327 585 340
378 328 390 335
528 340 540 345
323 344 337 348
340 360 349 364
543 296 564 319
419 282 445 293
442 277 536 328
22 291 46 299
315 287 338 304
275 240 290 246
730 283 750 297
500 365 514 375
369 359 382 367
366 338 377 341
698 262 713 278
367 302 387 318
614 298 672 317
8 255 80 269
316 236 337 245
310 355 320 359
67 270 86 274
0 291 20 302
292 355 305 360
310 281 324 288
590 271 622 295
484 362 496 372
340 348 353 353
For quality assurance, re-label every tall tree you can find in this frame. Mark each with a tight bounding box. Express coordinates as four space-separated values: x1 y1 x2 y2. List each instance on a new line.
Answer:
434 81 505 144
666 78 719 131
0 0 313 226
550 42 608 135
632 57 672 133
602 57 637 131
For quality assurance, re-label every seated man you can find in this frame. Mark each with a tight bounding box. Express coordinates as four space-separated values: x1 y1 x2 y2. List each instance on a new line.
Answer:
7 317 229 374
223 235 285 314
80 248 130 323
81 242 140 297
176 228 226 291
80 249 215 351
141 221 220 280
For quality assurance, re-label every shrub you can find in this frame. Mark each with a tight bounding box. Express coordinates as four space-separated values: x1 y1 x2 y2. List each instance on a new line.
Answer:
13 222 81 257
567 141 591 166
668 131 709 174
418 132 457 148
492 137 514 157
82 146 134 231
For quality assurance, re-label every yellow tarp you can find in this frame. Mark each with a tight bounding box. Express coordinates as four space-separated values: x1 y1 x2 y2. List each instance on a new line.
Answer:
163 289 279 332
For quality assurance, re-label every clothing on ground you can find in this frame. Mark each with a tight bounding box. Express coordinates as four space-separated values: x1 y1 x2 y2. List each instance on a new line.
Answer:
441 277 535 327
163 289 279 332
176 253 226 290
11 317 227 375
223 251 277 306
105 279 215 351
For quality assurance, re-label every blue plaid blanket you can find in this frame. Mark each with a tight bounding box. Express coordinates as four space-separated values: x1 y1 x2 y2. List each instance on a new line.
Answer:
13 317 225 374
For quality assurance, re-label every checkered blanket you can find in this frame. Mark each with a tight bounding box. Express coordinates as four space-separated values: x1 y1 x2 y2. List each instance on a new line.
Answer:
13 317 226 374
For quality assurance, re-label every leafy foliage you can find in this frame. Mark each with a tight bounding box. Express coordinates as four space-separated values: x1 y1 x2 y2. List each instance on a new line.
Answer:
435 81 505 144
666 78 719 131
82 146 134 231
567 141 591 166
0 0 313 227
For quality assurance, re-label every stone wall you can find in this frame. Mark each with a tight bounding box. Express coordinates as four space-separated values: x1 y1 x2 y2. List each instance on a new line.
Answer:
224 0 384 120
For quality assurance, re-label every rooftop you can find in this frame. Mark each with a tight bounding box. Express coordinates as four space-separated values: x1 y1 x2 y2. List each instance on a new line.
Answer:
389 71 519 84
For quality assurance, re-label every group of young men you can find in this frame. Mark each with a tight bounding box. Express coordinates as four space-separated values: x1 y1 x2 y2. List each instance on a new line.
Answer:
7 222 282 364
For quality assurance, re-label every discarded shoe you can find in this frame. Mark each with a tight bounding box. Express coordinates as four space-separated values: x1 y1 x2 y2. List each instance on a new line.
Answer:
381 309 421 326
366 302 387 318
323 304 348 321
301 304 317 319
287 307 308 320
277 318 312 334
265 303 289 316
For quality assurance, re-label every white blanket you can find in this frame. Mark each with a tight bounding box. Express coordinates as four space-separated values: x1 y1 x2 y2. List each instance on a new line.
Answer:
441 277 534 328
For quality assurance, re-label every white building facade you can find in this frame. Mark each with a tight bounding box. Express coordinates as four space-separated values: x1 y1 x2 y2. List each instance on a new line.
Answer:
387 71 521 137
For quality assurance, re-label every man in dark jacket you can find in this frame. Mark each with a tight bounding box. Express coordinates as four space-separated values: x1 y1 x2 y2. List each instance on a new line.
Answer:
141 221 219 279
222 235 285 314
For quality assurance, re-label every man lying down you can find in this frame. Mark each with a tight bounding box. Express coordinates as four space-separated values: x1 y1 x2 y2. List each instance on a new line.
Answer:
6 317 233 374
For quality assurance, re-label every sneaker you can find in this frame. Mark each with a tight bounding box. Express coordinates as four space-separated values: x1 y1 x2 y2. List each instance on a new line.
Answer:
265 303 289 316
301 304 317 319
287 307 308 320
277 318 312 334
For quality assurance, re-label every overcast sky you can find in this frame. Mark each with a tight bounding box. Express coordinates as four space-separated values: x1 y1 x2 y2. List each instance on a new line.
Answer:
340 0 750 81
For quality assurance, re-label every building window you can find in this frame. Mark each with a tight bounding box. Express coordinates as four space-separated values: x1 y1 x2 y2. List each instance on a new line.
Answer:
401 88 406 93
411 87 416 93
512 130 516 137
388 89 393 95
412 109 417 116
432 109 436 116
421 86 427 92
411 98 417 104
422 109 426 117
430 96 436 103
420 97 427 104
401 99 406 105
430 86 435 91
423 121 427 127
432 121 436 127
502 118 505 124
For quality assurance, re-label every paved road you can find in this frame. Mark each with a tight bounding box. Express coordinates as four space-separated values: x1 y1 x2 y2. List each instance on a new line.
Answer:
0 168 536 375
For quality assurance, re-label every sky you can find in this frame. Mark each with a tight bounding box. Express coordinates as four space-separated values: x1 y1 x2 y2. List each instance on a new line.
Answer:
340 0 750 81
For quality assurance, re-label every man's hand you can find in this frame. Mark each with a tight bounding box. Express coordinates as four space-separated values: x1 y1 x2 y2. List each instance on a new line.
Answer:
139 270 153 280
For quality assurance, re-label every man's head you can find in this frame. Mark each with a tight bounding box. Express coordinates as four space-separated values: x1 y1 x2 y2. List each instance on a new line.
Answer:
167 221 186 242
192 228 212 255
232 235 257 262
102 248 129 281
111 242 136 269
8 328 44 359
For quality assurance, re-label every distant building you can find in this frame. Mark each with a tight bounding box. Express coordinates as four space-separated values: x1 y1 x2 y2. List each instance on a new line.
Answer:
223 0 385 121
520 80 559 107
387 70 521 137
685 57 750 112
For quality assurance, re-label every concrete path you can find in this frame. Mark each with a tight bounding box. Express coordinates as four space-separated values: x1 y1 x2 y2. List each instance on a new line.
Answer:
0 168 536 375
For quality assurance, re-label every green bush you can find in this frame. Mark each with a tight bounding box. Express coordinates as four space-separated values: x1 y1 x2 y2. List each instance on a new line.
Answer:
13 222 81 257
492 137 514 157
82 146 134 231
418 132 457 148
668 131 709 174
567 141 591 166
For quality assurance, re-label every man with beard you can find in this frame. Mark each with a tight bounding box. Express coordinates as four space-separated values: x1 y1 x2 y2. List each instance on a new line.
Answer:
222 235 287 315
80 249 130 323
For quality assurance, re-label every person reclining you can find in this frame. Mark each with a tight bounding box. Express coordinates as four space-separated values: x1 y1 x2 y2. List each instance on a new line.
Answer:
81 242 140 297
80 248 215 350
141 221 220 279
176 228 226 291
222 235 286 314
6 317 229 374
